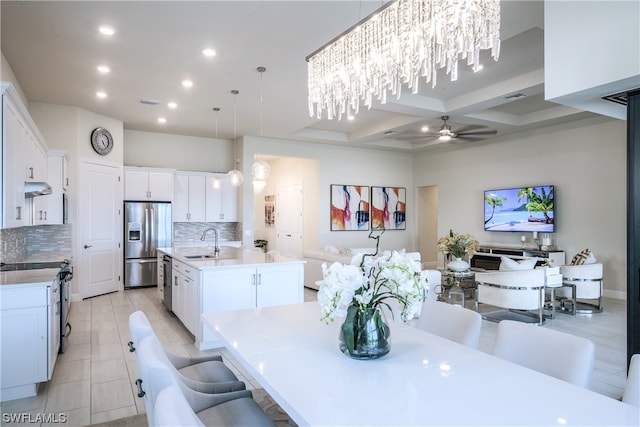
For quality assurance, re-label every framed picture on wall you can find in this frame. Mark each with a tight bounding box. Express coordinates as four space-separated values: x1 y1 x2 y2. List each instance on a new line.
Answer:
330 185 370 231
264 194 275 228
371 186 406 230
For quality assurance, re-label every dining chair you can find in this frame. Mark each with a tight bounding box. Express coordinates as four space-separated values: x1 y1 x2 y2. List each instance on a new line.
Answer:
622 354 640 407
491 320 595 388
412 300 482 348
137 334 276 427
557 263 603 315
128 310 245 393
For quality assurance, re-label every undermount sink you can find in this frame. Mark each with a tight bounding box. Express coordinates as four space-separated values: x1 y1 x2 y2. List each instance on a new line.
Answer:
184 254 215 259
183 250 238 260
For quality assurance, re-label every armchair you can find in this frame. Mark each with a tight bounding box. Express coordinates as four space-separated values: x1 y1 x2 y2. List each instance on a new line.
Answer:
557 263 603 314
474 268 546 325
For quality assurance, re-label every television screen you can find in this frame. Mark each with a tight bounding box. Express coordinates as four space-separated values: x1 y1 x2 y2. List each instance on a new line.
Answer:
484 185 555 232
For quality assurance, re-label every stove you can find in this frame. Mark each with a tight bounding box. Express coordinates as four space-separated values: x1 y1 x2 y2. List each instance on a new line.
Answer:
0 261 69 272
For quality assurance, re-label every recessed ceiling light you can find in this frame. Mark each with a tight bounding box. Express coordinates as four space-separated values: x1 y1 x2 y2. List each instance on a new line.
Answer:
347 114 355 121
158 117 167 124
421 125 429 132
97 65 110 73
473 65 484 73
168 102 177 109
96 91 107 99
201 48 216 57
98 26 115 36
182 80 193 88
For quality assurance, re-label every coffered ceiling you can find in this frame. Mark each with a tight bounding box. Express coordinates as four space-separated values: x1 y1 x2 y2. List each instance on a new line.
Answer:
0 1 602 152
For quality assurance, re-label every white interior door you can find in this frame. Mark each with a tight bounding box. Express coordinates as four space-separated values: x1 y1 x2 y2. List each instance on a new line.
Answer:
80 160 122 299
276 183 303 257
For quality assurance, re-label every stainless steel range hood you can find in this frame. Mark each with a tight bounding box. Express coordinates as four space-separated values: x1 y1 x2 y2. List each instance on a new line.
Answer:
24 181 52 197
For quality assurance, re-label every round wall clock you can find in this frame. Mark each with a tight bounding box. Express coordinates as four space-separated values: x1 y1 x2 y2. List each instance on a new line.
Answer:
90 127 113 155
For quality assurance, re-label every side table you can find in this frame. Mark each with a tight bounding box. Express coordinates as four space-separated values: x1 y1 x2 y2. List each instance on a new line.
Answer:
440 270 476 307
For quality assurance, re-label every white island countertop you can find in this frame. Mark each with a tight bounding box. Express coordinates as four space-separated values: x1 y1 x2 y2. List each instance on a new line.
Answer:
157 246 305 270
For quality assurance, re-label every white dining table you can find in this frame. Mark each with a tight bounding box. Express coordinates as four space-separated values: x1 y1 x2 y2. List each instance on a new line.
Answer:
202 302 639 426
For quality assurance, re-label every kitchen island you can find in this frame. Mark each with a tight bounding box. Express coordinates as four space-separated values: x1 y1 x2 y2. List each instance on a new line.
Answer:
157 246 305 349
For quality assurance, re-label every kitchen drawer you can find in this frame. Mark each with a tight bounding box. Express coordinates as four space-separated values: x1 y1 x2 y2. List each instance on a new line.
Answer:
174 260 197 281
0 285 48 310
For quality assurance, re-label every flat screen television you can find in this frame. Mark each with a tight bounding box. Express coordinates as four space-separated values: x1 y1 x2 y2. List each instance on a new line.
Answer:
484 185 555 232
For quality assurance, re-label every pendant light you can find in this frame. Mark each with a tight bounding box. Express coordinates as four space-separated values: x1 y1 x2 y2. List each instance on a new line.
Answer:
228 90 243 187
211 107 221 190
252 66 270 182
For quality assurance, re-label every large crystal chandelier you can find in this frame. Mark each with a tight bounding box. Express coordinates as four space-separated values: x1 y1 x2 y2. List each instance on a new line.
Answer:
307 0 501 120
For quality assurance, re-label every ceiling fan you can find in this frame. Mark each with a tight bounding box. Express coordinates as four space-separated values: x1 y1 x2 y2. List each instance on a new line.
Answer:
396 115 498 145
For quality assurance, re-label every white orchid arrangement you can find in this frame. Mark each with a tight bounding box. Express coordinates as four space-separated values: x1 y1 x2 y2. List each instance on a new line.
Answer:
317 232 426 324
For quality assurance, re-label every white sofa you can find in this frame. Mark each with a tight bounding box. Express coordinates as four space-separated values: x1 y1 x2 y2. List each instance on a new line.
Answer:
302 247 375 290
302 247 442 304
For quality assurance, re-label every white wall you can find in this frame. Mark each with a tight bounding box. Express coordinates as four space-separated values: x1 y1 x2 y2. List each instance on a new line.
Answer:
123 129 233 172
253 156 319 253
242 136 416 253
414 117 627 297
545 0 640 119
1 52 28 106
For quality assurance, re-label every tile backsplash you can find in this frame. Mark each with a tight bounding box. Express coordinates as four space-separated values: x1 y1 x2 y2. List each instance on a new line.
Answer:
0 224 73 263
173 222 241 246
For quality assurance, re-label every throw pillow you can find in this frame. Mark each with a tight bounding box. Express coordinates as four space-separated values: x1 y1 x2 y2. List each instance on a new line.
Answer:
499 256 538 271
571 248 595 265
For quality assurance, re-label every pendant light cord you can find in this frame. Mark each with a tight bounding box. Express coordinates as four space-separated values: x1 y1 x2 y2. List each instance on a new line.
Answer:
231 89 239 167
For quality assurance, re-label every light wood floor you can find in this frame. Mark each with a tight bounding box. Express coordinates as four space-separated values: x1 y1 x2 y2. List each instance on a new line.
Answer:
0 287 629 426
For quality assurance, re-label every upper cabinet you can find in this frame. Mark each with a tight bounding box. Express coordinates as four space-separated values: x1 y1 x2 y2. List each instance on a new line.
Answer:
34 151 68 225
174 172 206 222
205 173 238 222
124 167 174 202
172 171 239 223
24 129 47 183
2 83 49 228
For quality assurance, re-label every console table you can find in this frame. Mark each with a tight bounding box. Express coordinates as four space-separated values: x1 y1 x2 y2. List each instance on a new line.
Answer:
471 245 565 270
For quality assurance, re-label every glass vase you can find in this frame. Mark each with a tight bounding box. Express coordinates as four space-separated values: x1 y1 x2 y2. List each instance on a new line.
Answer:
339 305 391 359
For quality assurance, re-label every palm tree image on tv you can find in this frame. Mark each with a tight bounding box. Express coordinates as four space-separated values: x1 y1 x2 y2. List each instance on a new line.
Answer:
484 193 506 225
484 186 555 232
525 186 554 224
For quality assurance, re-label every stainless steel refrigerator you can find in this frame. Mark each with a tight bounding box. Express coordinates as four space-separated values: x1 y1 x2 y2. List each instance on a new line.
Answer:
124 201 172 288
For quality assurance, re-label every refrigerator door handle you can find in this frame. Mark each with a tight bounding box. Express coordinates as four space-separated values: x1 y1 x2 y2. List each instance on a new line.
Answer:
144 208 150 252
150 207 156 254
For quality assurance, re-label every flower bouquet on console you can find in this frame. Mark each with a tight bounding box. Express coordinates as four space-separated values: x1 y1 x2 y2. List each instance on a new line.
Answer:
316 230 426 359
437 229 480 272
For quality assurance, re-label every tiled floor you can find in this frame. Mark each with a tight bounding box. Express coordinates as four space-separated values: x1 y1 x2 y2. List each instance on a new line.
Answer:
0 287 629 426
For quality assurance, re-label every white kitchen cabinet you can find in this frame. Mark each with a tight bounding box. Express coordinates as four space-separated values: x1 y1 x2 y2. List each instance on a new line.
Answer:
124 167 174 201
198 263 304 347
174 172 206 222
0 284 49 401
35 151 67 225
205 174 238 222
32 150 68 225
172 259 197 334
24 128 47 183
2 84 27 228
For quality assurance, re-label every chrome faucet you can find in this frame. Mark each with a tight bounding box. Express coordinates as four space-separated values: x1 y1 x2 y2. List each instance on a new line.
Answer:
200 227 220 257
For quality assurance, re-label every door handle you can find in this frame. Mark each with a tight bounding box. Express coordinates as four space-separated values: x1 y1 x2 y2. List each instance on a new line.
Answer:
84 244 92 249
